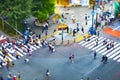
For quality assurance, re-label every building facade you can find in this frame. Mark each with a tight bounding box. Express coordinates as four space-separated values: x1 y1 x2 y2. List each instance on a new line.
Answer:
55 0 89 7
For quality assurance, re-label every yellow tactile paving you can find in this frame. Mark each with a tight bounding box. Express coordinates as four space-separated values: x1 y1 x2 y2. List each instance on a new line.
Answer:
75 34 91 42
40 31 91 45
40 31 59 40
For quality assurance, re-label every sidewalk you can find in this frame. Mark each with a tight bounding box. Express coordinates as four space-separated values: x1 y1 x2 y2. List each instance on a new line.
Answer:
29 2 112 45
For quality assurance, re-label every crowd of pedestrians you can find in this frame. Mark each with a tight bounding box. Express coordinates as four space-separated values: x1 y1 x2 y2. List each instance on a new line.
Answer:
0 27 57 79
0 27 57 66
0 0 115 79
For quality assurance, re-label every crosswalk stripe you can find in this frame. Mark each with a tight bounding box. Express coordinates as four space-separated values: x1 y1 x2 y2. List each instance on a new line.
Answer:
30 45 37 50
113 53 120 60
6 57 12 62
0 55 4 61
87 37 104 49
78 40 85 45
92 38 106 50
0 51 5 61
102 43 120 55
106 43 120 57
96 39 110 52
110 50 120 59
89 37 106 49
99 42 117 54
6 48 16 60
16 51 24 57
117 58 120 62
106 45 120 57
24 45 34 51
3 53 13 62
81 36 98 46
78 35 96 45
85 37 103 47
33 45 40 48
0 51 4 56
7 53 16 60
78 36 120 62
14 46 27 55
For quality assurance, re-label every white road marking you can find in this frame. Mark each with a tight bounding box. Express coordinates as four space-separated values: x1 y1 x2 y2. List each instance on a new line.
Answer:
110 50 120 59
113 52 120 60
102 43 120 55
112 26 120 31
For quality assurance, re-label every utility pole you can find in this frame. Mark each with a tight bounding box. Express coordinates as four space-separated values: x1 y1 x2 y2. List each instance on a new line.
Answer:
1 16 7 31
62 24 64 44
15 19 18 36
92 5 95 28
2 17 5 31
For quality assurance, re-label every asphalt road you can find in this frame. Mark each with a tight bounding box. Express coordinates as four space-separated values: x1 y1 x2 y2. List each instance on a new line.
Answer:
1 41 120 80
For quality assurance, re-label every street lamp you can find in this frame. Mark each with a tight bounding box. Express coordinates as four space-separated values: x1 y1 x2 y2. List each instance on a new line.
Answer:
15 19 18 36
61 24 64 43
91 6 95 28
1 16 7 31
95 8 99 29
14 15 18 36
89 5 96 35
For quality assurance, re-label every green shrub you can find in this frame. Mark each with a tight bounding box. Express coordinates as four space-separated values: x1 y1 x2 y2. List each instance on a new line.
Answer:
33 11 49 22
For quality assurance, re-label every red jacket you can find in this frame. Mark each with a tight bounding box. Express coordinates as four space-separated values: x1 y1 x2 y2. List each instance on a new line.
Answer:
12 77 17 80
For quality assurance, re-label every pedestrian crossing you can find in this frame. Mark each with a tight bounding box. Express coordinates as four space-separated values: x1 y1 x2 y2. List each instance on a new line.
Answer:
78 35 120 63
0 44 41 63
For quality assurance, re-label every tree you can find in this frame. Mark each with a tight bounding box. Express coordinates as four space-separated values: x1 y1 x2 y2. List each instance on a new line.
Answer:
0 0 55 35
32 0 55 22
0 0 32 32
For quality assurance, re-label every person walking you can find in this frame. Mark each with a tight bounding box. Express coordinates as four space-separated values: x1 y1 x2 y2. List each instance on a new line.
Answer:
46 69 50 80
69 53 72 62
66 27 69 33
94 51 97 59
71 14 75 23
0 76 4 80
6 62 10 71
84 14 88 25
96 77 100 80
45 31 48 38
24 56 29 63
80 77 84 80
95 39 98 46
38 34 41 39
85 14 87 21
42 25 45 33
7 73 12 80
104 55 108 63
12 75 17 80
86 77 90 80
81 27 84 33
71 53 75 63
101 55 105 62
17 72 21 80
73 29 76 36
97 31 100 37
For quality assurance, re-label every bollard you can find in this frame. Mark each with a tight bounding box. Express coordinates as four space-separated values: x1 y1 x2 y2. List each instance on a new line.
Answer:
74 38 76 42
53 29 56 33
83 36 86 41
68 40 69 44
61 41 64 44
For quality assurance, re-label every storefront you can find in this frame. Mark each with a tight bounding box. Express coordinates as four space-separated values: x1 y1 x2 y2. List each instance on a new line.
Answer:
55 0 89 7
55 0 70 6
80 0 89 6
113 1 120 18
